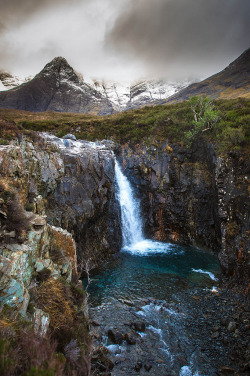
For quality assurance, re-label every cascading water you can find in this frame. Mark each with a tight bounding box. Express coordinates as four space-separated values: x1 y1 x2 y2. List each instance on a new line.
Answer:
89 159 221 376
115 160 175 255
115 160 144 247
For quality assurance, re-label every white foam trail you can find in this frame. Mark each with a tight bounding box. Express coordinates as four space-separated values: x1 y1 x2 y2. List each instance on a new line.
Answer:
192 268 218 281
115 160 144 246
179 366 201 376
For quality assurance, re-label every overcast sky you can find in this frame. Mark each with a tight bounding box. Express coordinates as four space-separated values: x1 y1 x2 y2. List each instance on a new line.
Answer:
0 0 249 81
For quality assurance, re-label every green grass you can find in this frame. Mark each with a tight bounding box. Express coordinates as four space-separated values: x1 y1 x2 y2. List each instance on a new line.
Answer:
0 97 249 155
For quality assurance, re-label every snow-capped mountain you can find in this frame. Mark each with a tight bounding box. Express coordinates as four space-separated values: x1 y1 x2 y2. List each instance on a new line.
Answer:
0 58 192 114
84 78 191 112
0 57 114 115
0 71 31 90
0 49 249 115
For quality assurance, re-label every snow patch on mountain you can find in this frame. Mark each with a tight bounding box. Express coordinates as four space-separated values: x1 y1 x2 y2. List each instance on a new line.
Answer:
84 77 192 111
0 71 32 91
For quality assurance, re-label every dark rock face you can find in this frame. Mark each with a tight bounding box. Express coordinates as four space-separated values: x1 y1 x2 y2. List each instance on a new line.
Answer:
45 142 122 265
0 136 122 268
215 153 250 287
117 141 221 251
116 142 249 289
0 57 114 115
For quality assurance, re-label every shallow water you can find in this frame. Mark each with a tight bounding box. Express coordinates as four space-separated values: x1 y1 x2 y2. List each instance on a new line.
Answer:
88 241 224 376
87 240 220 307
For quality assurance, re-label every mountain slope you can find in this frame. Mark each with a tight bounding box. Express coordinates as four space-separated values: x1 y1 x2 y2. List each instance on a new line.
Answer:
164 48 250 104
0 57 114 115
89 78 191 111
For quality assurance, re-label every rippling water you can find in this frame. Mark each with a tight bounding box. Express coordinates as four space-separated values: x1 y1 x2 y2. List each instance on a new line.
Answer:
87 241 220 307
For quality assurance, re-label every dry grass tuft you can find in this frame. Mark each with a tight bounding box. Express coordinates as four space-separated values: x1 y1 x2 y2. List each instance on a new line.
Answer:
36 278 76 329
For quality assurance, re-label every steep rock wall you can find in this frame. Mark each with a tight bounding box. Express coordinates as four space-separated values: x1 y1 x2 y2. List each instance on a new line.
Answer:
0 136 122 267
117 142 249 290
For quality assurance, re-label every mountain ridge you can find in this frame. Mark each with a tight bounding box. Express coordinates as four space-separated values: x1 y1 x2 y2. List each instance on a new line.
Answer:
164 48 250 104
0 49 249 114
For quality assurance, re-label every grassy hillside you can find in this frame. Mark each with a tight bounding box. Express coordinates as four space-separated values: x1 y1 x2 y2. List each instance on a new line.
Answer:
164 48 250 104
0 97 249 155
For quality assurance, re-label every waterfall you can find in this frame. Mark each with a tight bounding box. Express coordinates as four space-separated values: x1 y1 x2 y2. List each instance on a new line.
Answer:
115 160 144 247
115 159 172 255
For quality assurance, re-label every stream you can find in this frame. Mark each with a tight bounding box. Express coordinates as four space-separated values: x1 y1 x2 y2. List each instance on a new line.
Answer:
87 161 248 376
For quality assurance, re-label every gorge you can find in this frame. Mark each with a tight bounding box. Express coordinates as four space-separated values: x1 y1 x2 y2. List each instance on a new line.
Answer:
0 129 249 375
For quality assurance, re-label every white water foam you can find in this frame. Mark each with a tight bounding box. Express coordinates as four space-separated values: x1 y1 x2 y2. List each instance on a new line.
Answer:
192 268 218 281
179 366 201 376
123 239 175 256
115 160 144 247
115 160 182 256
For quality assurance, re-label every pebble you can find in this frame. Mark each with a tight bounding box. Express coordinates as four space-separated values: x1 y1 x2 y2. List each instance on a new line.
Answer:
227 321 237 332
144 363 152 371
135 361 143 372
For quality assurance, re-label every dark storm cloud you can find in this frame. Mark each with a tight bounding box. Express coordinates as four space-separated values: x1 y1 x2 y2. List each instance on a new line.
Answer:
107 0 250 79
0 0 80 32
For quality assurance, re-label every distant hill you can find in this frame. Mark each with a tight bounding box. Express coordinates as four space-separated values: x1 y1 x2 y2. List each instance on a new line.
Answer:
164 48 250 104
0 57 114 115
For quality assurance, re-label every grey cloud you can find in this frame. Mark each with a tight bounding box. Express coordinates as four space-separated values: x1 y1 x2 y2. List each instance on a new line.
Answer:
107 0 250 79
0 0 81 32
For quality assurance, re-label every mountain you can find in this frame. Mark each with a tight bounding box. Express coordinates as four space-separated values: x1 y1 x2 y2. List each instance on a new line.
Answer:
0 49 249 114
0 58 191 114
0 70 29 90
164 48 250 104
88 78 191 112
0 57 114 115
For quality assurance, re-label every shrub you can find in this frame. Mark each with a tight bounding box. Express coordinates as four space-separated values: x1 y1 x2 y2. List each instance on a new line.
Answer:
18 330 64 376
184 96 220 146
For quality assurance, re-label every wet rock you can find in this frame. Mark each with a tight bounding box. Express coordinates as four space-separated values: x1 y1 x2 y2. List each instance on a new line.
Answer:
108 329 123 345
220 366 236 374
63 134 76 141
227 321 237 332
122 299 135 307
144 363 153 371
130 321 146 332
92 346 114 372
91 320 100 326
211 331 220 339
125 331 140 345
135 361 143 372
222 335 229 345
221 317 228 326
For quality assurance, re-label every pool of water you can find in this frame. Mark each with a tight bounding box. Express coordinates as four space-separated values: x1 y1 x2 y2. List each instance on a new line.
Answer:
87 240 220 307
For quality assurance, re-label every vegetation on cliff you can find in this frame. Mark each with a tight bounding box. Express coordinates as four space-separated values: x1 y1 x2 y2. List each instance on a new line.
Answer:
0 97 249 155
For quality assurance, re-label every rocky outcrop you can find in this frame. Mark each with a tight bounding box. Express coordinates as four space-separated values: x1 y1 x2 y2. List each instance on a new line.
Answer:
215 153 249 289
0 217 77 314
117 142 249 290
0 135 122 268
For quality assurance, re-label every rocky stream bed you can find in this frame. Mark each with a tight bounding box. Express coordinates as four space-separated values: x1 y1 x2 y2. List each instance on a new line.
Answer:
90 285 249 376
